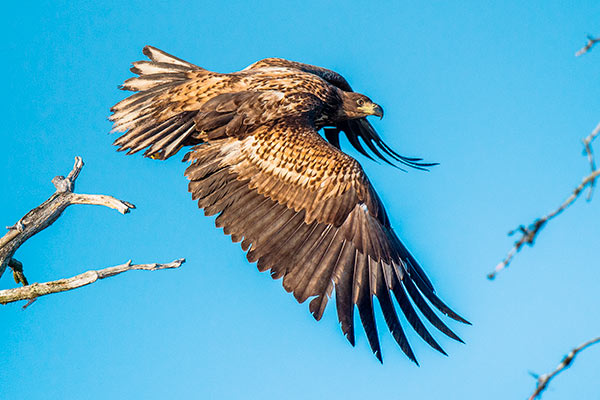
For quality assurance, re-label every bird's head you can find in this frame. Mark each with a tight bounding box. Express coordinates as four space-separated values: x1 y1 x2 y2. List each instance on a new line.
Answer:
340 92 384 120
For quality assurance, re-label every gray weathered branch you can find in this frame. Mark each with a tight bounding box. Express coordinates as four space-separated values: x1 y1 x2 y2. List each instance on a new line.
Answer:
488 123 600 279
1 156 186 308
0 258 185 305
0 157 134 282
528 336 600 400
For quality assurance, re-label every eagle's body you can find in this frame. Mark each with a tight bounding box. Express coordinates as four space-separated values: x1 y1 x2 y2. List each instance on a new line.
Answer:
110 46 468 363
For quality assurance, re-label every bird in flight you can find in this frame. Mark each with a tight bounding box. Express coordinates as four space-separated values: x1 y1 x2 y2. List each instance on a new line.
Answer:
110 46 469 363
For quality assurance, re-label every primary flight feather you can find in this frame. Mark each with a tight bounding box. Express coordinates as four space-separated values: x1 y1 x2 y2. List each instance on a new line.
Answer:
110 46 469 363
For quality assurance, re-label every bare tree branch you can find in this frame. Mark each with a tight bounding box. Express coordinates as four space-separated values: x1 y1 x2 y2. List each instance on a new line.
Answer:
491 35 600 278
488 123 600 279
0 156 186 308
0 258 185 306
575 35 600 56
0 157 134 283
582 122 600 199
528 336 600 400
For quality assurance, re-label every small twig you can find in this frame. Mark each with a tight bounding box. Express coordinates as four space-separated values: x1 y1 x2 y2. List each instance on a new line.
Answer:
575 35 600 57
0 259 185 306
528 336 600 400
489 123 600 279
489 168 600 279
0 157 135 282
582 122 600 200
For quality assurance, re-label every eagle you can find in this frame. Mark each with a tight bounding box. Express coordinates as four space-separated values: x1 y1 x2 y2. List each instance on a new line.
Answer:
109 46 469 363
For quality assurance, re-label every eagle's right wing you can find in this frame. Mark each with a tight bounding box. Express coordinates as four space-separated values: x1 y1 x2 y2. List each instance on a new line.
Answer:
185 113 468 363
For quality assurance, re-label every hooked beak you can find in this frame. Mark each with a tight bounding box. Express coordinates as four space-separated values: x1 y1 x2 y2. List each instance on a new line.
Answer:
372 104 384 119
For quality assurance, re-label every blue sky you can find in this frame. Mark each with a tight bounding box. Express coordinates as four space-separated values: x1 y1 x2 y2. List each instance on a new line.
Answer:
2 1 600 399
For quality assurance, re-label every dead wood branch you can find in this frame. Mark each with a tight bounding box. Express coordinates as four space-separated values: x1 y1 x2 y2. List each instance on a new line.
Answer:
490 36 600 278
0 157 134 283
575 35 600 56
528 336 600 400
488 123 600 279
0 156 186 308
582 122 600 199
0 258 185 305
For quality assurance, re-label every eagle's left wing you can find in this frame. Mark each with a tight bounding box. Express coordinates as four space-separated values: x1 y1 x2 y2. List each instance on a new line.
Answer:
245 58 354 92
184 112 468 363
245 58 437 170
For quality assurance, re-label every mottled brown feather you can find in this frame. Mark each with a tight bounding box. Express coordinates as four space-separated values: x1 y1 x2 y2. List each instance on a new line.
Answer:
181 118 466 363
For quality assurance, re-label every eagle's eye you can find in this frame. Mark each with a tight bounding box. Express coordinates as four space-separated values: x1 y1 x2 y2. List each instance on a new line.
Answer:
356 98 365 106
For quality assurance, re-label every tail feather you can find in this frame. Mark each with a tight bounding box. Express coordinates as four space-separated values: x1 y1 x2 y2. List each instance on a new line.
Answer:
151 118 197 157
117 113 197 159
110 46 204 159
111 82 175 112
120 72 188 91
111 102 157 129
116 117 175 149
130 60 194 76
142 45 200 69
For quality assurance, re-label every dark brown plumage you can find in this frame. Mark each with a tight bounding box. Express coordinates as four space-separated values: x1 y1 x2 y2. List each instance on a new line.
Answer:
110 46 469 363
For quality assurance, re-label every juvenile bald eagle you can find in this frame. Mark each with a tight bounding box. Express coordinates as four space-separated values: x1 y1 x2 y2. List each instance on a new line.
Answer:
110 46 469 363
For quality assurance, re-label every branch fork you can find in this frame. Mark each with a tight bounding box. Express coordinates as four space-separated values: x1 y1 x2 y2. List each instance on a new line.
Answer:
489 122 600 279
529 337 600 400
0 156 184 308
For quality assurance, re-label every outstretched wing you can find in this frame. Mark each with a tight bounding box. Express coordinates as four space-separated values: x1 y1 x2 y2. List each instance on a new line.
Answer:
109 47 336 160
185 114 468 363
109 46 223 159
245 58 437 170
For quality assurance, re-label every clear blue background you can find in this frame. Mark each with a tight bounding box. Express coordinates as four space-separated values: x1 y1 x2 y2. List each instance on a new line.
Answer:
2 1 600 399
